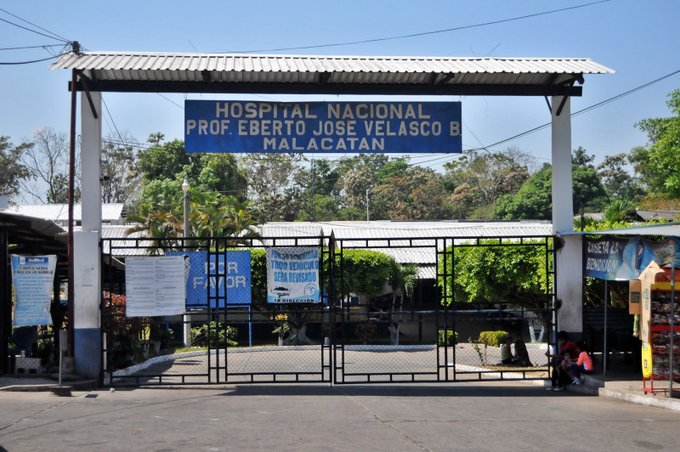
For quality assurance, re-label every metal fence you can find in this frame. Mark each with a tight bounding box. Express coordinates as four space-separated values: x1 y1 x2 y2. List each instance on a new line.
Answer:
101 233 555 386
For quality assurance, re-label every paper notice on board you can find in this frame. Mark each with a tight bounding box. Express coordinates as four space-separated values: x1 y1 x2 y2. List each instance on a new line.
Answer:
11 255 56 326
125 256 186 317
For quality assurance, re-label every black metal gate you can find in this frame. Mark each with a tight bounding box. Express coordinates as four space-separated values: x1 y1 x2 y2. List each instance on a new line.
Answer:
101 233 555 387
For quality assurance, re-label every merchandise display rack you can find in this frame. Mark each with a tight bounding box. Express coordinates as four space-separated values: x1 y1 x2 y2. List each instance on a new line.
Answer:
643 273 680 395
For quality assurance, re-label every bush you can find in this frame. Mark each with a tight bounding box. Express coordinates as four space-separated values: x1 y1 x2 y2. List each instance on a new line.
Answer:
191 322 238 347
478 330 509 347
438 329 458 345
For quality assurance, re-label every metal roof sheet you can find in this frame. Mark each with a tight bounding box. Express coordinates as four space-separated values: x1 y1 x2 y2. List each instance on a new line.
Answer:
50 51 613 95
564 223 680 237
52 52 612 75
261 221 553 242
3 203 125 222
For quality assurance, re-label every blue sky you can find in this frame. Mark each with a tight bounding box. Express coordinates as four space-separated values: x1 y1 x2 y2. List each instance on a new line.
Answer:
2 0 679 170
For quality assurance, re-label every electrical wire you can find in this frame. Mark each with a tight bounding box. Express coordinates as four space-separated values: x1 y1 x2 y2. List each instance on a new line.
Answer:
0 17 68 43
0 7 70 43
226 0 610 53
410 67 680 169
0 53 63 65
0 43 64 51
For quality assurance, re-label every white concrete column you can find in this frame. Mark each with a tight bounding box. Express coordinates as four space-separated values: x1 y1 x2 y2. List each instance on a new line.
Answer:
551 96 583 335
74 91 102 378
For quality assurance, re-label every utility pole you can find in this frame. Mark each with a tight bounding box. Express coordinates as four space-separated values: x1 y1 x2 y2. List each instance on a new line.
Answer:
366 189 370 221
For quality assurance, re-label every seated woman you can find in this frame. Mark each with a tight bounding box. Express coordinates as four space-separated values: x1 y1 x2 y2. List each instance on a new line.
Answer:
499 336 514 365
568 341 593 384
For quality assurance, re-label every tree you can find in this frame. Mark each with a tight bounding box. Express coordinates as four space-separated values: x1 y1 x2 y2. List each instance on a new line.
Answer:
494 148 607 220
19 127 78 204
190 191 255 238
372 166 451 220
438 241 550 309
494 164 553 220
137 136 201 182
239 153 307 222
0 136 32 198
197 154 248 200
597 153 644 202
444 148 531 219
632 89 680 198
571 147 608 213
101 134 141 204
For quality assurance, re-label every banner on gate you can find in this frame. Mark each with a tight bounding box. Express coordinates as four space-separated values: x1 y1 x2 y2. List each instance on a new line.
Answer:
11 255 56 326
166 250 252 307
267 247 320 304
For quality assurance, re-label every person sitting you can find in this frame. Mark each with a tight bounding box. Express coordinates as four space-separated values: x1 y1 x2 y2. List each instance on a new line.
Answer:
513 335 533 366
545 330 580 391
568 341 593 384
499 336 514 365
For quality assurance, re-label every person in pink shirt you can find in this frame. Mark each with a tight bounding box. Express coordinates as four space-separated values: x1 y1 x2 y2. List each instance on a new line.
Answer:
568 341 593 384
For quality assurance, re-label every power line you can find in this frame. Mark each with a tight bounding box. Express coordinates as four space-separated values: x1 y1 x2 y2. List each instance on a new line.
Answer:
0 43 64 51
413 67 680 169
102 97 125 143
226 0 610 53
0 53 62 65
0 7 70 43
0 16 68 43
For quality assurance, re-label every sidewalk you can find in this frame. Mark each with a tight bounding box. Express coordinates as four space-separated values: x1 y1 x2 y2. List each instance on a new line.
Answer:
561 369 680 412
0 374 96 393
3 370 680 412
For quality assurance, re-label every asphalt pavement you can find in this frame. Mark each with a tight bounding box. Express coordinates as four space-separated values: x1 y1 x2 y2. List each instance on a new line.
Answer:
2 381 680 451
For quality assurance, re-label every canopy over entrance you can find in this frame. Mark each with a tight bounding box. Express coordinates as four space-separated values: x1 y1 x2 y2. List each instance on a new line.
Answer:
51 51 612 96
49 49 613 378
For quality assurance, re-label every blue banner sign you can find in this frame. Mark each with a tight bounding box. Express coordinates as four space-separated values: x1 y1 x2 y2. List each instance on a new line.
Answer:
185 101 462 153
167 250 252 307
585 237 680 281
11 255 56 326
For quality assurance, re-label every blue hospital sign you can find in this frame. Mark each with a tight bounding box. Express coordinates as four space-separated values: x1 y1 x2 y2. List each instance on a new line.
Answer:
167 250 251 307
185 101 462 153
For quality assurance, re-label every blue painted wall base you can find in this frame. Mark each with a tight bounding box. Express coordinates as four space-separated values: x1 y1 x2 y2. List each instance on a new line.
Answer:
74 328 101 379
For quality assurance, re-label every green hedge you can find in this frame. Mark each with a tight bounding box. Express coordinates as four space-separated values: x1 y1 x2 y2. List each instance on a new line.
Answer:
477 330 509 347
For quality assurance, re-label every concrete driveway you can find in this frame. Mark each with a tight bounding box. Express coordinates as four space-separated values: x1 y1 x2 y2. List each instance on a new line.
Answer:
1 381 679 451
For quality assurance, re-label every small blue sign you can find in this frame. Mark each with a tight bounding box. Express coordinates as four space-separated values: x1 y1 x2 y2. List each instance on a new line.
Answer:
185 101 462 153
167 250 251 307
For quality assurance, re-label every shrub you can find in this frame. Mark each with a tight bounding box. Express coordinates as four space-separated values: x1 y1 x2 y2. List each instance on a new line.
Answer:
191 322 238 347
438 329 458 345
478 330 509 347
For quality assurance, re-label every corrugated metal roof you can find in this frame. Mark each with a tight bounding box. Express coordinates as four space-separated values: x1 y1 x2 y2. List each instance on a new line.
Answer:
50 51 613 93
564 223 680 237
261 221 553 242
636 210 680 222
259 220 556 279
3 203 125 222
97 225 155 256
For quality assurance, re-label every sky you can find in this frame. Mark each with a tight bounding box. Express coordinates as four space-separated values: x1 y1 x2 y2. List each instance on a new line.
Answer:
1 0 679 172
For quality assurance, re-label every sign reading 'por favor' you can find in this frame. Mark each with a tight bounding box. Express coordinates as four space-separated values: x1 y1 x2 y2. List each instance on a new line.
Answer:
185 101 461 153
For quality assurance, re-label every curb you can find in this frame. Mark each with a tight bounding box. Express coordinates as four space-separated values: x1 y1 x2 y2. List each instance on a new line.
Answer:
0 379 96 393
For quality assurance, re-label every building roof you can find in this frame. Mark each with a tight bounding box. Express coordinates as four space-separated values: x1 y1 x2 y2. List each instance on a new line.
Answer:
565 222 680 237
261 220 553 242
51 51 613 96
260 220 554 269
636 210 680 222
0 212 68 278
2 203 125 223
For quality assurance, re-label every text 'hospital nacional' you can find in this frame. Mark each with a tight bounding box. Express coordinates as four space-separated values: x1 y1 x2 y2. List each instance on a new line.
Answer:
184 101 462 154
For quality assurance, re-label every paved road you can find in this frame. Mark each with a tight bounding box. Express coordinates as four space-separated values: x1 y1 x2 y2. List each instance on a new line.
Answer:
112 343 549 385
1 381 679 451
